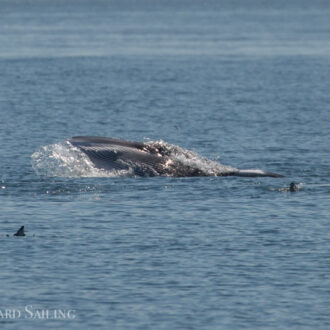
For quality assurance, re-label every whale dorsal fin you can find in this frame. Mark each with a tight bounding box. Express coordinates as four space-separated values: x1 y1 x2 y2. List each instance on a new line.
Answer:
14 226 25 236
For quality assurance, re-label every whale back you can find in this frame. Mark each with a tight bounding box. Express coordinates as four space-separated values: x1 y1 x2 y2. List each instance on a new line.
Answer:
68 136 284 178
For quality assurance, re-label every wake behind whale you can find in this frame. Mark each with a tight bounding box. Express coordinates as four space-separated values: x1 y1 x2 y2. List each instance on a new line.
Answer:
31 136 283 178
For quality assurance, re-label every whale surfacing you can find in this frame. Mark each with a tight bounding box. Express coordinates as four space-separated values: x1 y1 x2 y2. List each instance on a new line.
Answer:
68 136 283 178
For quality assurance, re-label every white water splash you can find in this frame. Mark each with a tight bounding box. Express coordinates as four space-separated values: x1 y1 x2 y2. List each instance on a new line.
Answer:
31 142 132 178
146 140 237 176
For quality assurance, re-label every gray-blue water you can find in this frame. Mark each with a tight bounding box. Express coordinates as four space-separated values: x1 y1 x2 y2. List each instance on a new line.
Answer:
1 0 330 328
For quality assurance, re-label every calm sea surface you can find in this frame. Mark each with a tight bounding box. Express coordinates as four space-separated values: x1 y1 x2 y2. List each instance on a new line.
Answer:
1 0 330 329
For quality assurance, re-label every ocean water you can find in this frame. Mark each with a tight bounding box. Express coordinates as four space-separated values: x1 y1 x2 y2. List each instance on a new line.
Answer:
1 0 330 328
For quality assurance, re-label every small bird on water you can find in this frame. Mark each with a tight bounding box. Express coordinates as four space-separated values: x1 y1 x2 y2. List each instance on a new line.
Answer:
14 226 26 237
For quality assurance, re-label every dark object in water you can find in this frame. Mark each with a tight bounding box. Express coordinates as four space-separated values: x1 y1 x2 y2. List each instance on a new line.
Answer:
289 182 299 192
14 226 25 237
68 136 284 178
